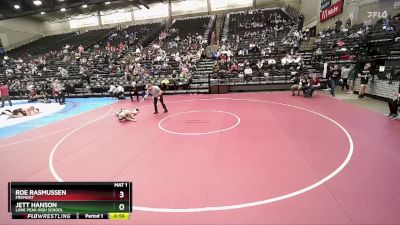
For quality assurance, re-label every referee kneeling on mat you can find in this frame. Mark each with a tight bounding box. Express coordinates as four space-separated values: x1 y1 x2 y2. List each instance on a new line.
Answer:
145 84 168 114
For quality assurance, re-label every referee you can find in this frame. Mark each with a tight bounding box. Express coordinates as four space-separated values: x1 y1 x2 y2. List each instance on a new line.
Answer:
145 84 168 114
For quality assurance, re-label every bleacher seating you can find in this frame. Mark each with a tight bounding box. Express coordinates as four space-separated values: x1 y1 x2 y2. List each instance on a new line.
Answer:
1 8 399 100
0 22 166 97
113 16 214 94
8 33 75 57
208 8 304 86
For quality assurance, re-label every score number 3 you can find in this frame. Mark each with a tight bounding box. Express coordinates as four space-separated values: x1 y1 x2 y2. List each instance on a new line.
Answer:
118 191 125 211
119 191 125 211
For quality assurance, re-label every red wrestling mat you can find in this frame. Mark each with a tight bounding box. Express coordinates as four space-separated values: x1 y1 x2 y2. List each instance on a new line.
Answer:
1 92 400 225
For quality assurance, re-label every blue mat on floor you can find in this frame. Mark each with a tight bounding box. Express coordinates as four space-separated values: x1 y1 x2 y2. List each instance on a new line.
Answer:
0 98 116 139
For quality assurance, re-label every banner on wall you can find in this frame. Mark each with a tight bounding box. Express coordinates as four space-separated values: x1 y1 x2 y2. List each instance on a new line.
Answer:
320 0 344 22
321 0 332 10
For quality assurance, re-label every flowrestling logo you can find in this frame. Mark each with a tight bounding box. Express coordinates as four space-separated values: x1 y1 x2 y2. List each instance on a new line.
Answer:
320 0 344 22
367 11 388 18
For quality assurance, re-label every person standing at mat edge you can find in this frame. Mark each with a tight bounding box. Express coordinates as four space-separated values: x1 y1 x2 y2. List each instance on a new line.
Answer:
358 63 372 99
145 84 168 114
0 81 12 108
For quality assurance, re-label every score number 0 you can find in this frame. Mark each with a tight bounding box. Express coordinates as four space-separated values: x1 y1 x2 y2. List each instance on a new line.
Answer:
119 191 125 210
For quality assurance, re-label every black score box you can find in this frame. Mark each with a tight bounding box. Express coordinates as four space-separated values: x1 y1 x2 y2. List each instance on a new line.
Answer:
9 182 133 220
78 213 109 219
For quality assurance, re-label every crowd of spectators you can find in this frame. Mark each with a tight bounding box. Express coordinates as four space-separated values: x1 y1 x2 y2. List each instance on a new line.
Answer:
0 22 165 103
107 16 212 95
210 9 305 83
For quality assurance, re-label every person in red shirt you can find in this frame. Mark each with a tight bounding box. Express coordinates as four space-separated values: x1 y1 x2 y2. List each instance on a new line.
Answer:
0 81 12 108
302 74 321 97
28 89 38 103
229 63 238 73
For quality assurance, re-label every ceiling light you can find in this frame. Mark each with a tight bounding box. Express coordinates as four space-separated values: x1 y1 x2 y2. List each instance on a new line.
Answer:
105 1 111 5
14 4 20 9
82 4 88 8
60 8 66 11
40 11 46 14
33 0 42 6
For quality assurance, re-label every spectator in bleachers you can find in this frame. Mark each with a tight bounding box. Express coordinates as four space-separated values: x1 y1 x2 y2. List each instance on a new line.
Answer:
244 46 249 56
335 19 343 32
79 65 86 75
294 55 302 64
237 48 244 56
171 70 177 78
221 53 229 63
78 45 84 54
281 54 293 66
282 38 294 46
256 60 264 72
302 74 321 97
260 48 267 56
230 62 239 73
107 82 117 99
314 47 323 61
274 25 279 37
129 81 139 102
291 75 307 96
115 84 125 100
244 66 253 80
268 41 275 47
267 57 277 66
180 64 190 78
346 18 352 28
42 92 51 104
28 89 38 103
5 68 13 77
30 63 38 76
211 31 216 45
53 79 65 105
249 42 259 53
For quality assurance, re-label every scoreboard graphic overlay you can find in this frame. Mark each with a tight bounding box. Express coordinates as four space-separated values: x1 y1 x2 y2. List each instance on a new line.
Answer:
8 182 132 220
